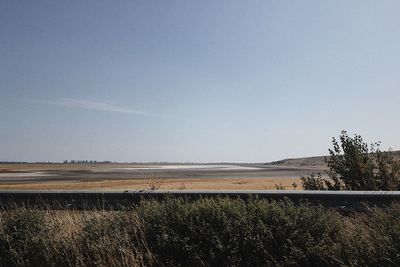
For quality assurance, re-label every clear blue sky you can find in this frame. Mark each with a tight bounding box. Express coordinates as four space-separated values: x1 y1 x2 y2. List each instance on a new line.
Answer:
1 1 400 162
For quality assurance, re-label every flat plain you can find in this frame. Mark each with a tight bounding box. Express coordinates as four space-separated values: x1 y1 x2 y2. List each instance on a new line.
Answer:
0 161 327 190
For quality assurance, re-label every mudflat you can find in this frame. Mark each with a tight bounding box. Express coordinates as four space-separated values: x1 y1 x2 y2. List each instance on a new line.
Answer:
0 163 327 190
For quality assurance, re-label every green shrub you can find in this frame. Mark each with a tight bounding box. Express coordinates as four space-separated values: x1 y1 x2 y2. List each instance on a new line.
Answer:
1 198 400 266
0 208 52 267
139 197 345 266
367 203 400 265
302 131 400 190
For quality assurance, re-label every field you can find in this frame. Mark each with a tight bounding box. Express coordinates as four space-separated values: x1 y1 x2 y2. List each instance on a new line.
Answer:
1 197 400 266
0 162 326 190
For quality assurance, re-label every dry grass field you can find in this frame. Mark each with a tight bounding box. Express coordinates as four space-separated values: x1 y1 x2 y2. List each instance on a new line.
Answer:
2 197 399 266
0 177 302 190
0 162 309 190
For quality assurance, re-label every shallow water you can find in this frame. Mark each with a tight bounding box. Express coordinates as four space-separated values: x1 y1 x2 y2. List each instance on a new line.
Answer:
106 164 263 171
0 172 52 178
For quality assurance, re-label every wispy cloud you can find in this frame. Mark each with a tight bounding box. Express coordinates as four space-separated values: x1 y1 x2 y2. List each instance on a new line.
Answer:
40 98 151 116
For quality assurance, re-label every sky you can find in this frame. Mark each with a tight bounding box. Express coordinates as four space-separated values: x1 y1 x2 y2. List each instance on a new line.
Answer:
1 1 400 162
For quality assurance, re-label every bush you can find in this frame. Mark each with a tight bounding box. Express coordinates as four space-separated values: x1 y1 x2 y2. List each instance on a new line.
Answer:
366 203 400 265
139 197 345 266
2 198 400 266
0 208 52 266
301 131 400 190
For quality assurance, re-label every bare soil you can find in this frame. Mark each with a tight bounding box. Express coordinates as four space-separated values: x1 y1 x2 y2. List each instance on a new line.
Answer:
0 163 323 190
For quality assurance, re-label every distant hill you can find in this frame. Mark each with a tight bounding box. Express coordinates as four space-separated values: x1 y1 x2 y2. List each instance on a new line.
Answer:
270 150 400 168
269 156 328 168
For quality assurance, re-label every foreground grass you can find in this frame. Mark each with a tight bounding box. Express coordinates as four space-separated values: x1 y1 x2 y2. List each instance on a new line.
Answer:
0 198 400 266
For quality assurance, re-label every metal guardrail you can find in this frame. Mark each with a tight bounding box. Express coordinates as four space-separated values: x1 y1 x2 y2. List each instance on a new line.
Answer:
0 190 399 211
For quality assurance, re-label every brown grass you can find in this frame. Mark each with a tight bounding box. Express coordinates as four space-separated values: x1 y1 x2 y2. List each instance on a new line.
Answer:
0 209 152 266
0 177 302 190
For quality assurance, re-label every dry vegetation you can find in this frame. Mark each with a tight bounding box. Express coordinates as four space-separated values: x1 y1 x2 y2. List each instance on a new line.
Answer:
0 163 304 190
1 198 400 266
0 208 152 266
0 177 301 190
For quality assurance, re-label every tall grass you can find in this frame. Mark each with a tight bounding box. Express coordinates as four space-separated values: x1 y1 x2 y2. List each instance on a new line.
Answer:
0 209 152 267
0 198 400 266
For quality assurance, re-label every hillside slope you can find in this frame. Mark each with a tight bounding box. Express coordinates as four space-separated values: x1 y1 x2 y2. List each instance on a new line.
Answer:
270 150 400 168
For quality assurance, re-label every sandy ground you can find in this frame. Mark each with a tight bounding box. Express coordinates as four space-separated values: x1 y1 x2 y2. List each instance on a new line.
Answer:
0 163 322 190
0 177 302 190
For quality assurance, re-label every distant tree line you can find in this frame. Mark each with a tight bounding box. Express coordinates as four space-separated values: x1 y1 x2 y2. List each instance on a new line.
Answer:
0 161 55 164
0 161 31 164
0 160 113 164
62 160 112 164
